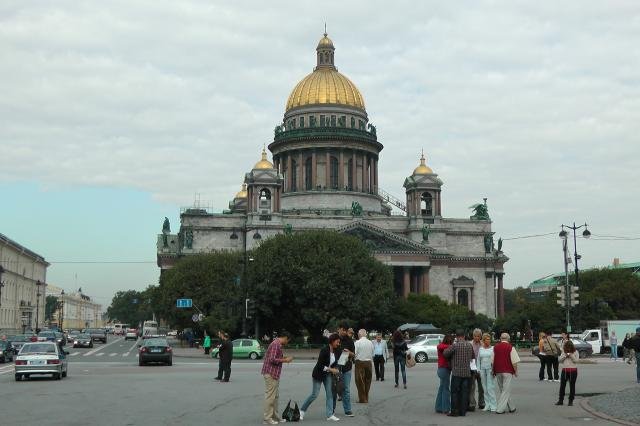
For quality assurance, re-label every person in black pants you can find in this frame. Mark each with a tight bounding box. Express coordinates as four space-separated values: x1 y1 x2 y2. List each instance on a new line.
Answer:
443 330 474 417
215 331 233 382
556 340 579 406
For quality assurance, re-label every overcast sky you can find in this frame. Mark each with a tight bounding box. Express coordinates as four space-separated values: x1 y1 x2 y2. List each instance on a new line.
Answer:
1 1 639 309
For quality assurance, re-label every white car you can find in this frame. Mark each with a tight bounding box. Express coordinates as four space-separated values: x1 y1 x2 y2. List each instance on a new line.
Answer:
407 334 444 348
14 342 69 381
407 337 441 363
125 328 139 341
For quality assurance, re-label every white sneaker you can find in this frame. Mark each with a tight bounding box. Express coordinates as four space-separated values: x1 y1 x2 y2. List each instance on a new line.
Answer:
327 415 340 421
299 411 305 421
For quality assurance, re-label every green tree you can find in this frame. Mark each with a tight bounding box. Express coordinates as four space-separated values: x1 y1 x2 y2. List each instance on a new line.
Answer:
154 252 242 335
106 289 155 326
45 295 59 322
248 230 395 342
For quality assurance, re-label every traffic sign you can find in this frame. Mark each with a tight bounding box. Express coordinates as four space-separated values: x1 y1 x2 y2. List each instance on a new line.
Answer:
192 314 200 322
176 298 193 308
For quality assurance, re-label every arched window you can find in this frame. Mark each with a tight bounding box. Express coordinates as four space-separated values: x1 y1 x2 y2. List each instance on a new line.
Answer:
347 159 354 190
421 192 433 216
259 189 271 212
259 189 271 201
305 157 313 190
291 160 298 191
330 156 339 189
457 289 469 307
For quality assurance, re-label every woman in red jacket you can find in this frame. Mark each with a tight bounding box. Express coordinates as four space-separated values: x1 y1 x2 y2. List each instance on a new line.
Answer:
435 334 454 414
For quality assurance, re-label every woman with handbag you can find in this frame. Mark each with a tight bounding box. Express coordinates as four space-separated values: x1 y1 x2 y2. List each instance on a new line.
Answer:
392 330 408 389
435 334 453 414
300 333 341 422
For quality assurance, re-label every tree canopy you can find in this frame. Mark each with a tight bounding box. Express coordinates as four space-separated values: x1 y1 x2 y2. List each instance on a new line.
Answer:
106 289 155 326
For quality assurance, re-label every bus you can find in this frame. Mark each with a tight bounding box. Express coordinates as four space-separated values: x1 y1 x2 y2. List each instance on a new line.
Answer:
141 320 159 339
113 323 129 336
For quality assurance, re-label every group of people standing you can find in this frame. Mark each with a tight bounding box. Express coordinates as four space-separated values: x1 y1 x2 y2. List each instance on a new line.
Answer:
435 329 520 416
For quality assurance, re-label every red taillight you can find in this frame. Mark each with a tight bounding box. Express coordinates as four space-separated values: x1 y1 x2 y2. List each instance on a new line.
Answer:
140 347 147 352
30 336 37 342
15 360 26 365
166 347 172 352
47 359 61 364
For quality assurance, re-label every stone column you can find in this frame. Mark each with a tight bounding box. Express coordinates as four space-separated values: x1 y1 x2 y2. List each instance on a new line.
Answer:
286 154 292 192
374 158 378 193
437 191 442 216
351 150 357 191
311 150 317 189
410 269 418 294
369 156 374 194
297 151 303 192
497 273 505 317
403 267 410 299
361 153 367 193
339 150 344 190
325 150 330 188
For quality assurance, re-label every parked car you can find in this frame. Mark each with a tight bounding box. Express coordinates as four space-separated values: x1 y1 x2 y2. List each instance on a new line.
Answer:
406 334 444 348
8 335 33 353
564 338 593 359
83 328 107 343
66 330 81 342
407 337 441 363
0 340 16 363
211 339 265 360
72 334 93 348
14 342 69 381
138 338 172 366
125 328 138 341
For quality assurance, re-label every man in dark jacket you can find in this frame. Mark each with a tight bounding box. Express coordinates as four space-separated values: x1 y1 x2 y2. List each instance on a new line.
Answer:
623 327 640 383
336 323 355 417
215 331 233 382
443 329 475 417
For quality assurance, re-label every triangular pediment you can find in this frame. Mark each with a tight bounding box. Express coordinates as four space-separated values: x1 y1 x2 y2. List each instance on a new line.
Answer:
337 220 433 253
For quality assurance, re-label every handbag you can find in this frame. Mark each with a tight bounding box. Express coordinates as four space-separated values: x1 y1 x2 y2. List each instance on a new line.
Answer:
282 400 294 422
332 371 344 397
291 402 301 422
406 352 417 368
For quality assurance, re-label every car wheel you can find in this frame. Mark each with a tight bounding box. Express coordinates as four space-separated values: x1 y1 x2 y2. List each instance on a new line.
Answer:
15 374 21 381
249 352 258 360
54 372 61 380
579 350 588 359
90 343 93 348
415 352 428 363
167 359 172 366
62 368 67 378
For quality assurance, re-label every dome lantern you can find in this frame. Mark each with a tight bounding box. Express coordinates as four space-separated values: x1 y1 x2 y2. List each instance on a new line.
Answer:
254 147 274 170
413 151 433 175
235 183 248 199
315 31 336 70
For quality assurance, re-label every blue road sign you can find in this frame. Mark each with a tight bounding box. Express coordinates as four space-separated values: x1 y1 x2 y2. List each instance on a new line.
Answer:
176 298 193 308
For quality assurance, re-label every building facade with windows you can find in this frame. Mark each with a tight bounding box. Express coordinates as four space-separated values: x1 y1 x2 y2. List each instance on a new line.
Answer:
46 285 103 330
157 34 509 318
0 233 49 334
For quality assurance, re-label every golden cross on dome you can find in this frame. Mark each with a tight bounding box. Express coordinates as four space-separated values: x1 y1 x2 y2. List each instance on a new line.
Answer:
324 22 327 37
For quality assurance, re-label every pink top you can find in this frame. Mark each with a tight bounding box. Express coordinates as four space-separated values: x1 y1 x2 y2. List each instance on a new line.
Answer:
437 343 451 369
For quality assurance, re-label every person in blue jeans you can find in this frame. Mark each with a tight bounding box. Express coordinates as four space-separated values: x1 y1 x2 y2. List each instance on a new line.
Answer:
300 334 341 421
435 334 454 413
391 330 408 389
336 323 355 417
622 327 640 383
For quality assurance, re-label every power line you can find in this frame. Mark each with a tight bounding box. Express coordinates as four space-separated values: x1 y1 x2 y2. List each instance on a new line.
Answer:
502 232 556 241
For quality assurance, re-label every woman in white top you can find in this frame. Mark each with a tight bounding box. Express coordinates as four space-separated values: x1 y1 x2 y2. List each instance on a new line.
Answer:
478 333 497 412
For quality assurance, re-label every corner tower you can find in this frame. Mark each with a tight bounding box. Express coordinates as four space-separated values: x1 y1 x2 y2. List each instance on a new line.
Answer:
268 33 384 214
404 152 443 218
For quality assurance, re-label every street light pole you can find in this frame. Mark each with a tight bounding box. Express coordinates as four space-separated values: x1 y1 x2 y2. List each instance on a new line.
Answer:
0 265 5 308
35 280 43 333
60 290 65 331
559 222 591 333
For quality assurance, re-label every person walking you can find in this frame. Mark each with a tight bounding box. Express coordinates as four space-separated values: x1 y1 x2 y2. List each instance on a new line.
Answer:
622 333 632 363
469 328 485 411
391 330 408 389
336 323 355 417
203 333 211 355
215 331 233 382
261 331 293 425
443 330 474 417
300 333 341 422
610 331 618 361
372 333 389 381
541 331 560 381
622 327 640 383
493 332 520 414
435 334 453 414
478 333 497 412
556 340 579 406
354 329 374 403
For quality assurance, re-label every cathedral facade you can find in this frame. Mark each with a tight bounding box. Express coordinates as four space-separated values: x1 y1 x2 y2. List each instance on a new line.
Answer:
157 34 508 319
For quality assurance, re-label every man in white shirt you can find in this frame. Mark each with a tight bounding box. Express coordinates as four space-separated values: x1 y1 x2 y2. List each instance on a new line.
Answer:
372 333 389 381
354 329 374 403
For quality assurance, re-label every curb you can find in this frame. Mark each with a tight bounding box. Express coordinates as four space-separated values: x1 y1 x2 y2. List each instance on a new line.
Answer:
580 398 638 426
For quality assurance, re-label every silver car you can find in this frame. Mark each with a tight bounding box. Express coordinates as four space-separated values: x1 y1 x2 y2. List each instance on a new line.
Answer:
407 337 441 363
14 342 69 381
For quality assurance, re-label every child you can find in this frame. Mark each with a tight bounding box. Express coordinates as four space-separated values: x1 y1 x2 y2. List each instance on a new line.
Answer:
556 340 578 406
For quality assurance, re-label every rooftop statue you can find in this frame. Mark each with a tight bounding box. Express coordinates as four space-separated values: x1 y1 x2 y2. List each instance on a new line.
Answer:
497 237 503 252
162 217 171 234
367 123 376 136
469 199 490 220
185 229 194 249
422 225 430 242
351 201 363 217
284 224 293 235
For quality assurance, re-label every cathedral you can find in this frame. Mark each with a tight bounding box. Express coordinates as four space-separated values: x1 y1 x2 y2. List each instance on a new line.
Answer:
157 33 508 319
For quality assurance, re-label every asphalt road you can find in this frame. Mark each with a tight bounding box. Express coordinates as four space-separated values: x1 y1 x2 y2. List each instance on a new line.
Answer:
0 343 636 426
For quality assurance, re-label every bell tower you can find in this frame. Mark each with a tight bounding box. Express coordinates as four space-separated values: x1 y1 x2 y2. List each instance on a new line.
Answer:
403 152 443 218
245 148 283 215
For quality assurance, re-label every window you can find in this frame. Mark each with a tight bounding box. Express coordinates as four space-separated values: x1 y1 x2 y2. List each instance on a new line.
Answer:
421 192 433 216
358 120 365 130
259 189 271 201
351 117 355 128
330 156 339 189
339 116 346 127
310 116 317 127
320 115 326 127
330 115 336 127
242 340 253 347
232 340 241 347
299 116 304 128
305 157 313 190
457 289 469 307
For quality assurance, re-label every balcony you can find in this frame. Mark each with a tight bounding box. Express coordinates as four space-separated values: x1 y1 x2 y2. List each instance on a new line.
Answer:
273 125 377 144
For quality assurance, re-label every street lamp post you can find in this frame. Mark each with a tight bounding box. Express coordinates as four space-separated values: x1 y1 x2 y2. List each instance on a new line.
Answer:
59 290 65 331
0 265 5 308
559 222 591 333
35 280 44 333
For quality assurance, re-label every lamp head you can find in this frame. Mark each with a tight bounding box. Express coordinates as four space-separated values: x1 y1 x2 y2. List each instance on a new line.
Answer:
582 228 591 239
559 229 568 240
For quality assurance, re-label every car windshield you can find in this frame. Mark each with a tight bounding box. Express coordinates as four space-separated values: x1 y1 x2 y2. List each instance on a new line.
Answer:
12 335 30 342
408 336 426 344
144 339 167 346
38 331 55 337
76 334 90 339
21 343 57 354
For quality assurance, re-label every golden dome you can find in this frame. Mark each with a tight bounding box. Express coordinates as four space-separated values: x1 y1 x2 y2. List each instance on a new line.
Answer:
254 147 274 170
413 152 433 175
235 183 247 199
285 33 365 112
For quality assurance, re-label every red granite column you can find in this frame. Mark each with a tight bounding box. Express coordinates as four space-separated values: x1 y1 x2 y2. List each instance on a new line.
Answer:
497 273 505 317
403 267 410 299
311 150 317 189
286 154 292 192
325 150 330 188
339 150 344 190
